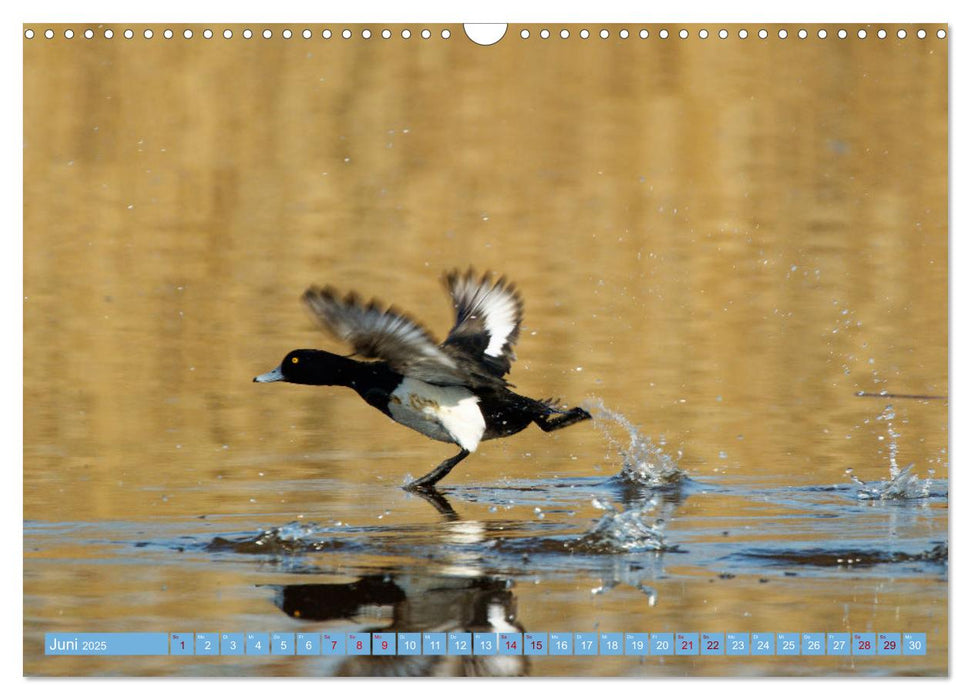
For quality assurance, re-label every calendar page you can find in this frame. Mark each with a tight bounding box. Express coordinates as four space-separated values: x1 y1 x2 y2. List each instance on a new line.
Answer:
22 17 948 679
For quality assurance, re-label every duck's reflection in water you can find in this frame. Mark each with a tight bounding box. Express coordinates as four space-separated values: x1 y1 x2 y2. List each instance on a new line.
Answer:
248 477 685 676
271 573 528 676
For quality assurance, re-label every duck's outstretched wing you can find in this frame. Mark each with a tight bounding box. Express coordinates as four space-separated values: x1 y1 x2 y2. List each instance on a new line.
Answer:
303 286 503 388
441 268 524 379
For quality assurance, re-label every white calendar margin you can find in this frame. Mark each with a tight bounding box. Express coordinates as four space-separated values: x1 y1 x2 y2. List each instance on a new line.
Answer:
6 0 962 697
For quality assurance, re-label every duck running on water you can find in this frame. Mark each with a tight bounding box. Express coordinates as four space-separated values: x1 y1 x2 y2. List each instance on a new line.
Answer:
255 269 591 490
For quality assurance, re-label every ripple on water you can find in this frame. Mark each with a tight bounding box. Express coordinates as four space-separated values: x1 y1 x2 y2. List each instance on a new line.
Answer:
206 521 349 555
737 542 948 570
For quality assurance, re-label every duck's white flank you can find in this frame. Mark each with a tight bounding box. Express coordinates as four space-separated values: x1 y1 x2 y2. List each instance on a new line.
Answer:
388 377 486 451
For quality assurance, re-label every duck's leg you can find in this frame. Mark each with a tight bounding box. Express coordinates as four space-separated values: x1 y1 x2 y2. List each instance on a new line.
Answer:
405 449 471 491
534 406 592 432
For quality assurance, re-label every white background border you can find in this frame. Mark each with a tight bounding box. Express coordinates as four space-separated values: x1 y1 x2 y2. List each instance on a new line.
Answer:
7 0 961 696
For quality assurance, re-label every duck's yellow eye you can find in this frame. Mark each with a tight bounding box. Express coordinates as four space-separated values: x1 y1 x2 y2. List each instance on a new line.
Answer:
291 356 300 364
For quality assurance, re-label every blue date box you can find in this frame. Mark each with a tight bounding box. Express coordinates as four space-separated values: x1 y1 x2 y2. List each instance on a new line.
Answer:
170 633 193 656
321 633 346 655
852 633 876 656
473 633 497 655
903 633 926 656
422 632 446 655
246 633 269 655
828 633 850 655
525 633 547 656
220 633 244 656
272 633 294 655
625 633 649 655
448 632 472 655
878 633 901 655
802 633 825 656
296 633 319 655
347 632 370 655
751 633 774 655
195 633 218 656
777 633 800 655
574 632 598 655
372 632 395 655
599 633 623 656
549 633 572 656
701 633 724 656
398 633 422 656
726 633 749 656
652 633 674 656
676 633 699 655
499 632 523 655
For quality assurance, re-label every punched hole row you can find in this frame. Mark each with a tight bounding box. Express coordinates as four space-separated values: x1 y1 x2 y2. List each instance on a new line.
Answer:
24 26 947 41
24 27 453 40
519 27 945 40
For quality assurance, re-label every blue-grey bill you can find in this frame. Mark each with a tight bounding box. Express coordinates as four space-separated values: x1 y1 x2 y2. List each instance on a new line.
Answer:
253 365 284 383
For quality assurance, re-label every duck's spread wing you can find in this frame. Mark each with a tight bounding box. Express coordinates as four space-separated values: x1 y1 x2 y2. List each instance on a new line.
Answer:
441 268 524 378
303 286 473 386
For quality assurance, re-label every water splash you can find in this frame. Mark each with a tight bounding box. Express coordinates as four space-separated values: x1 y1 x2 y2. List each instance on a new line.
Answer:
846 405 935 500
583 398 685 487
846 463 934 500
877 404 902 473
574 497 670 553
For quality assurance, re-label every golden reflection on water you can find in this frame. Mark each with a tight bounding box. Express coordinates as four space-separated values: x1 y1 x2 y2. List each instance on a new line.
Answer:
24 25 947 676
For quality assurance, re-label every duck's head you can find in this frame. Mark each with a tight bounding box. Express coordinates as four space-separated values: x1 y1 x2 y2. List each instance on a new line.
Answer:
254 349 351 385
